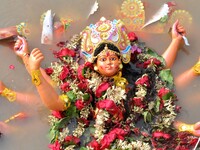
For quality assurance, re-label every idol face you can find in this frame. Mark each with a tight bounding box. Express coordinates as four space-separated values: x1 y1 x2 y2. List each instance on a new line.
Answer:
96 50 121 77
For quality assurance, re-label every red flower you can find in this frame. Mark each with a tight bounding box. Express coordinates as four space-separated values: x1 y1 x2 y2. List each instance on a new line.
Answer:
59 66 69 80
45 67 54 75
60 82 70 92
128 32 138 41
158 87 170 99
159 99 164 111
51 111 63 119
100 128 126 149
143 58 161 68
54 48 76 58
77 64 85 80
84 62 94 70
96 99 124 121
48 140 61 150
175 105 182 112
152 131 171 139
135 75 150 87
77 80 88 91
95 82 110 98
75 99 85 110
65 135 80 145
78 118 90 126
132 97 144 108
87 140 100 150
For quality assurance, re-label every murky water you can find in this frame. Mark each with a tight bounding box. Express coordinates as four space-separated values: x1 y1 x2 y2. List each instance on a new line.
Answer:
0 0 199 149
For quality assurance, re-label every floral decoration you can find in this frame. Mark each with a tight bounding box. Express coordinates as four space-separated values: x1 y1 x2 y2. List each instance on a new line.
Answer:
46 33 199 150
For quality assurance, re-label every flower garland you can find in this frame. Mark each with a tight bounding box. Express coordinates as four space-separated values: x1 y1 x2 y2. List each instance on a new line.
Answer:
46 33 199 150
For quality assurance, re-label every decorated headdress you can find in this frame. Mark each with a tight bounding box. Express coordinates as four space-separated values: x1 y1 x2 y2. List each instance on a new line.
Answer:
80 17 131 63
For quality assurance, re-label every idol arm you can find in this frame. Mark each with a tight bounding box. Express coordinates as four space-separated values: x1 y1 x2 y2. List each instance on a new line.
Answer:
13 37 66 111
162 20 185 69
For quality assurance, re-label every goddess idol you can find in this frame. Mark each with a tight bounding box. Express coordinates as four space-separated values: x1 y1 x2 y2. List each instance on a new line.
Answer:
1 17 200 149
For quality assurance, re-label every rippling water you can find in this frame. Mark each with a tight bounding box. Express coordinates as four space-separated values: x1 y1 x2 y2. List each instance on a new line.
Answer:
0 0 199 149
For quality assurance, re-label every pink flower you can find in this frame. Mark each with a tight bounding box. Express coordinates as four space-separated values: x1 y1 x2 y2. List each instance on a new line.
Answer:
48 140 61 150
51 111 63 119
9 65 15 70
128 32 138 41
95 82 110 98
75 99 85 110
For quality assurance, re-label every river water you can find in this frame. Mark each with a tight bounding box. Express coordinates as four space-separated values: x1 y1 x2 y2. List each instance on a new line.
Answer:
0 0 199 149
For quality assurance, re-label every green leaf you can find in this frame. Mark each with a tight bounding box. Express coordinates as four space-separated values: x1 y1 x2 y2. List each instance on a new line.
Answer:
143 111 152 123
159 69 174 89
162 92 174 100
80 147 88 150
154 99 160 113
67 91 77 102
63 105 77 118
83 93 90 101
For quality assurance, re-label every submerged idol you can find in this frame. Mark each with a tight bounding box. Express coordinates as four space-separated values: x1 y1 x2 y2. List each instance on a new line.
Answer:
1 17 200 149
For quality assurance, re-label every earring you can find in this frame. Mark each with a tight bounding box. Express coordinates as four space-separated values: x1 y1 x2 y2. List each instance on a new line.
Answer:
119 63 123 70
94 65 98 71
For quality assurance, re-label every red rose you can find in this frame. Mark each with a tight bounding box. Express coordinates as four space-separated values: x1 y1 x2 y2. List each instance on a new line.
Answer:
75 99 85 110
96 99 124 121
128 32 138 41
60 82 70 92
65 135 80 145
152 131 171 139
135 75 150 87
54 48 76 58
77 64 85 80
132 97 144 107
45 67 54 75
87 140 100 150
51 111 63 119
77 80 88 91
59 66 69 80
95 82 110 98
48 140 61 150
100 128 126 149
143 58 161 68
158 87 170 99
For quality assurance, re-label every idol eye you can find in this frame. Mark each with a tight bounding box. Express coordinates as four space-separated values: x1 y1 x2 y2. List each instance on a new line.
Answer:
99 57 107 62
110 57 117 61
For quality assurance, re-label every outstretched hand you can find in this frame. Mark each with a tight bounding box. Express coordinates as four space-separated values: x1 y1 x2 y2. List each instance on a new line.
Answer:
171 20 186 41
13 36 29 58
29 48 44 71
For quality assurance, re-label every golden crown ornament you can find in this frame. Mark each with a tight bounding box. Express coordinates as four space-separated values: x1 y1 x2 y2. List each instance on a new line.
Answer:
80 17 131 63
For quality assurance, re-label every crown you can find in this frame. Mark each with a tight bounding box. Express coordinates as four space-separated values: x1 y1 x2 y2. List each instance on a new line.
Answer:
80 17 131 63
